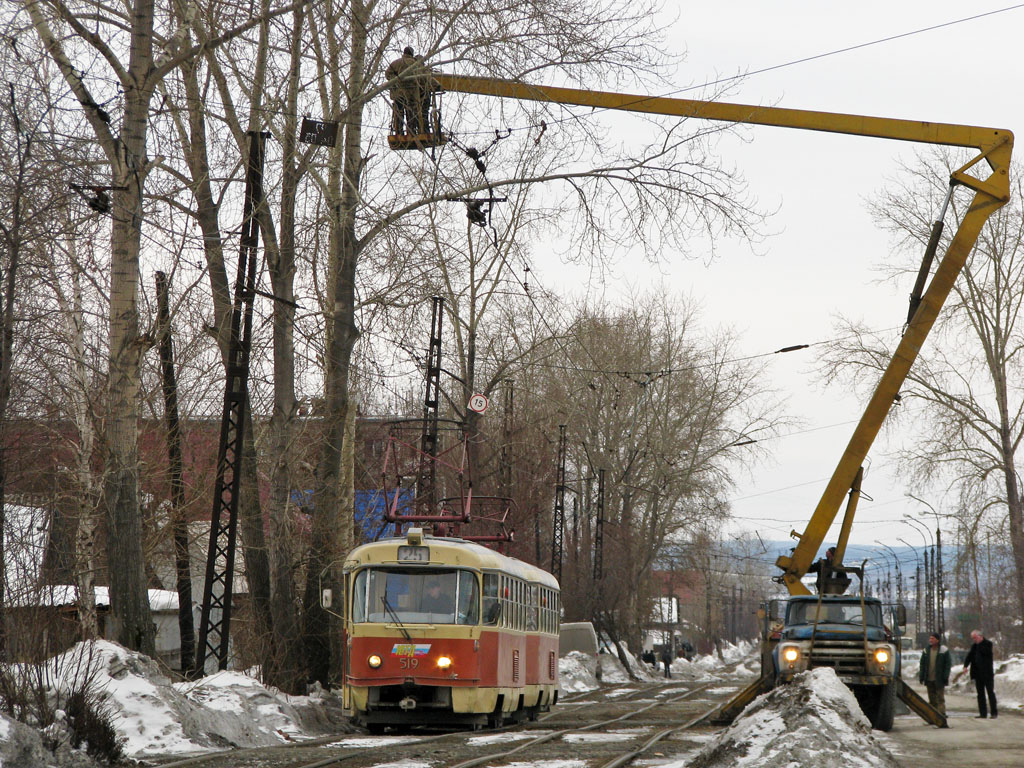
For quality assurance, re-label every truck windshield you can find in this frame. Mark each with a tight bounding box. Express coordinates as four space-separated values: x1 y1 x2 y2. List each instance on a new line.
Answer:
351 567 480 625
789 601 882 626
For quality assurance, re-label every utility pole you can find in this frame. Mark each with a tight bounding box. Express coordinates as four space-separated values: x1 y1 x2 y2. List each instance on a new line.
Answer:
417 296 443 519
551 424 566 580
194 130 266 676
593 468 605 582
155 272 195 674
935 526 944 633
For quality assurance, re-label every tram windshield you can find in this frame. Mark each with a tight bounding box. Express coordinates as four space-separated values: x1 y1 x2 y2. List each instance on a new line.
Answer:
352 567 480 625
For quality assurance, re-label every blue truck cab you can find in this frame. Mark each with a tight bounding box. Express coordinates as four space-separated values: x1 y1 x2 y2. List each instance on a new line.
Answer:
771 594 905 730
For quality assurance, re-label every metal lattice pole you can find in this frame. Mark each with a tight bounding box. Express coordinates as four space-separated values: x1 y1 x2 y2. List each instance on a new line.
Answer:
194 131 266 676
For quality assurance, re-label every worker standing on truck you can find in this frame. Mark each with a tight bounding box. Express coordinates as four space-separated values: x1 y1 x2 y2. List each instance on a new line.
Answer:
962 629 998 718
386 47 421 134
807 547 837 592
918 632 951 716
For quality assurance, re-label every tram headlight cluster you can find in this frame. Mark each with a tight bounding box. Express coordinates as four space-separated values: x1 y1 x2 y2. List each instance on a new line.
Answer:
436 655 453 670
367 654 383 669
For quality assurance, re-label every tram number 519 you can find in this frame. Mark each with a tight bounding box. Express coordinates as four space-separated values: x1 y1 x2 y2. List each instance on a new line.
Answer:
400 657 419 669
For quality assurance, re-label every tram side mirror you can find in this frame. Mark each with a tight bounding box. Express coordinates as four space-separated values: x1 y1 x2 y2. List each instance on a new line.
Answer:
321 588 333 609
895 603 906 627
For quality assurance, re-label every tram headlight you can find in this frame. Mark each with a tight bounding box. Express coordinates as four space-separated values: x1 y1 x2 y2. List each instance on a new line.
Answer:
436 655 453 670
367 654 383 669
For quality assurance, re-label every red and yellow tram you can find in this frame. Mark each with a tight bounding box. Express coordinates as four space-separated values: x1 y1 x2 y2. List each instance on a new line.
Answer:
342 527 560 731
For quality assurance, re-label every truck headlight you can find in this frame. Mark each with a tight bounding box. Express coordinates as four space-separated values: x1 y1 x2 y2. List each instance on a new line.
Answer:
782 647 800 663
874 648 890 664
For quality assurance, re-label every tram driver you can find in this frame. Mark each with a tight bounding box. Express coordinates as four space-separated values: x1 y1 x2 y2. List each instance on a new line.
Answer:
420 574 456 618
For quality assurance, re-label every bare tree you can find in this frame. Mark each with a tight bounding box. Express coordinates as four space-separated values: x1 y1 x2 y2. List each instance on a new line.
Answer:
530 294 781 649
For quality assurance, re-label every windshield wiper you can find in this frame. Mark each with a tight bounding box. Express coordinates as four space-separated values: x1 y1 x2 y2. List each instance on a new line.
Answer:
381 595 412 642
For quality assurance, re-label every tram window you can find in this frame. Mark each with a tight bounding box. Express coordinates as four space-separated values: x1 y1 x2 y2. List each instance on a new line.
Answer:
520 581 528 630
499 576 508 628
525 585 537 631
457 571 480 625
514 580 521 630
352 570 368 622
354 567 470 624
483 573 501 625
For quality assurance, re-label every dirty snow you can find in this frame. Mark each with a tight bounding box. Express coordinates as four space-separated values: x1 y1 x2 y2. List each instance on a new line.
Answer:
0 639 350 765
368 760 433 768
467 731 552 746
328 736 425 748
687 667 900 768
558 650 600 692
564 731 639 743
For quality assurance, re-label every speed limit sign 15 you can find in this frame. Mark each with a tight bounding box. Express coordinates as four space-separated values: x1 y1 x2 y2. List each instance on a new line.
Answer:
468 394 489 413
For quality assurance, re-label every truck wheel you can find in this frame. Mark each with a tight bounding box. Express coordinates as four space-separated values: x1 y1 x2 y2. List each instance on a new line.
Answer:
870 683 896 731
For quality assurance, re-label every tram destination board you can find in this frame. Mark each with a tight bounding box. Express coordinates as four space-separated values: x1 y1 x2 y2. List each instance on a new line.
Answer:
398 545 430 562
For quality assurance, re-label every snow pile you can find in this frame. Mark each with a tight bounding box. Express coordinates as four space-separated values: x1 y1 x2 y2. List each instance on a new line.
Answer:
994 653 1024 709
718 640 755 665
0 712 99 768
668 656 721 682
559 650 599 692
688 668 901 768
20 640 347 757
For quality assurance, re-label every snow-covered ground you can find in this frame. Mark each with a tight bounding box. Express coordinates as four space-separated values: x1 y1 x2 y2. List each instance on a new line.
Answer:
29 634 1024 768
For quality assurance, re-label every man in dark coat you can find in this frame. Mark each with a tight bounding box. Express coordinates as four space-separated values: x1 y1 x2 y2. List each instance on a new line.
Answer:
807 547 836 593
918 632 951 715
659 646 672 679
963 629 998 718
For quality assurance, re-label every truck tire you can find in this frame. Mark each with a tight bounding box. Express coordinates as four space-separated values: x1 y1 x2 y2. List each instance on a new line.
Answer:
870 683 896 731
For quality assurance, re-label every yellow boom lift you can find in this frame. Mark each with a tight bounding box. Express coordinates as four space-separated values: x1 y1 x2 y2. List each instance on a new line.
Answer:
394 70 1012 727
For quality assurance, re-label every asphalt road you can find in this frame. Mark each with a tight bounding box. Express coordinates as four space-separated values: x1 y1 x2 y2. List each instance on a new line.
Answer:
886 682 1021 768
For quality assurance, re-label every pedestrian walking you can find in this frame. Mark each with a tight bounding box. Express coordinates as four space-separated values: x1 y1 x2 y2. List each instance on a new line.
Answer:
962 629 998 718
660 646 672 679
917 632 951 716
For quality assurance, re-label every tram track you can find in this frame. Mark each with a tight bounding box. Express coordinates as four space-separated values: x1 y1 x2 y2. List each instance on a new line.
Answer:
147 677 745 768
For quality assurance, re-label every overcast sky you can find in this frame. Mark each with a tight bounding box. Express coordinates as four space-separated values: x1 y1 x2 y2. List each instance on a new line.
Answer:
539 1 1024 553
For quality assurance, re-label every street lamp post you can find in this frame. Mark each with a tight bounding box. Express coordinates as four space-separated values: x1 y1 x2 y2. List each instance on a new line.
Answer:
904 515 936 632
876 541 903 603
916 503 946 634
898 538 922 637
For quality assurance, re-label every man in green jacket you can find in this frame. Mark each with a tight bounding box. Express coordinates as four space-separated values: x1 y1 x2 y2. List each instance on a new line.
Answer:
918 632 952 715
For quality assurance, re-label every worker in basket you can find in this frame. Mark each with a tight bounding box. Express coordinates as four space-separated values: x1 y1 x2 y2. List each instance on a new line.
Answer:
386 46 437 136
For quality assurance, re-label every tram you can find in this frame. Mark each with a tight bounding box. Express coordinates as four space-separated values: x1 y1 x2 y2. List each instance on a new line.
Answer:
341 527 560 731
